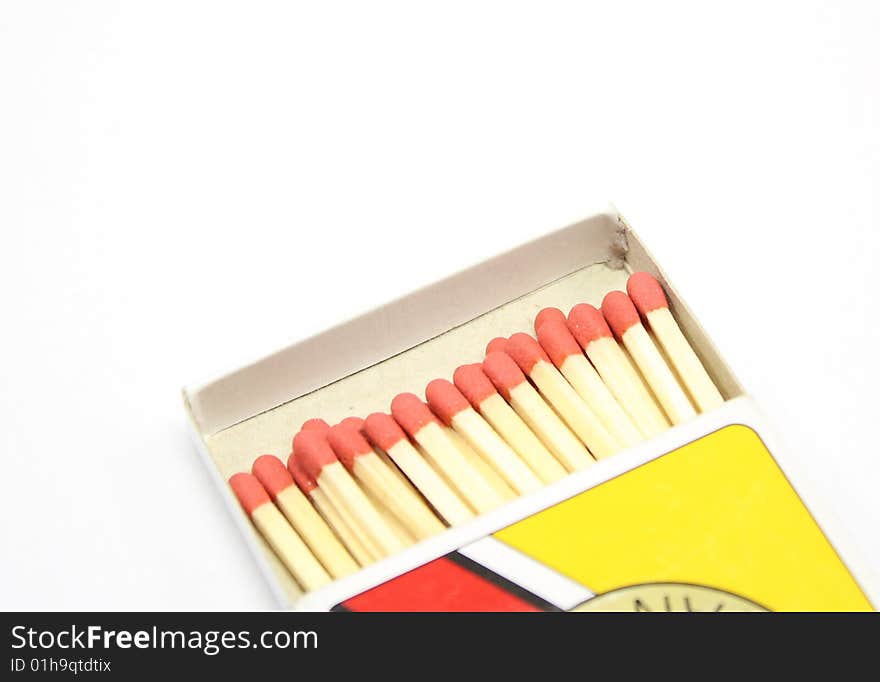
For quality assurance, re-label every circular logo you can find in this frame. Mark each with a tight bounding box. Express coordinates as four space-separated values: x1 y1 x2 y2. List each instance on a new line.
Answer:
570 583 768 612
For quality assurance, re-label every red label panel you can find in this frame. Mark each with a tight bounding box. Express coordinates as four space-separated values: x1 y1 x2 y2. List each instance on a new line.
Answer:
341 556 543 612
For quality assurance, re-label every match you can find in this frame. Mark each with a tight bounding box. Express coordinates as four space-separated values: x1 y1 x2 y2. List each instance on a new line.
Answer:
602 291 697 425
627 271 724 412
505 333 619 459
486 337 509 354
443 424 517 502
292 430 408 557
365 489 416 548
391 393 506 514
301 418 330 433
482 351 593 471
338 416 367 433
453 363 567 484
287 453 375 566
338 415 417 491
229 472 331 591
252 454 358 579
535 309 643 448
363 412 474 526
327 424 445 541
567 303 670 438
426 378 543 495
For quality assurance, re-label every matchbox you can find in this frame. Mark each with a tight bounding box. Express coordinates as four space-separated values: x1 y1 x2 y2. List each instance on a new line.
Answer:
183 207 877 611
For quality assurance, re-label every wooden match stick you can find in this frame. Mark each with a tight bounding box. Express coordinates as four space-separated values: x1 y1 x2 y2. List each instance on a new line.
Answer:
535 309 643 448
327 424 445 541
602 291 697 425
229 473 331 591
252 454 358 579
426 378 543 495
482 351 593 471
293 430 408 557
329 429 415 546
337 416 418 492
297 420 386 561
454 363 567 484
505 333 620 459
363 412 475 526
567 303 670 438
287 454 374 566
364 488 417 546
627 272 724 412
443 424 517 501
391 393 506 514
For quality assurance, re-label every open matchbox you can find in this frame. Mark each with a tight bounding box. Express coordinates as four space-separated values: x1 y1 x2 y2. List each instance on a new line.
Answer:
184 207 877 612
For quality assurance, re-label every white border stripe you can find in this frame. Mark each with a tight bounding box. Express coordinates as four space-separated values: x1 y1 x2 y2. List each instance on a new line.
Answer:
460 537 593 611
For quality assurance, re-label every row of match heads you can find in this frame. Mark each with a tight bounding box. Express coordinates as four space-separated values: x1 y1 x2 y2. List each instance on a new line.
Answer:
228 272 725 592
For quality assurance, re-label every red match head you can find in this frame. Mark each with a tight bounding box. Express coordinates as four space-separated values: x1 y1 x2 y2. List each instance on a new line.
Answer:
338 416 366 434
505 333 550 375
536 318 582 367
567 303 613 348
482 351 527 400
251 454 294 499
327 424 373 470
453 363 498 408
601 291 642 339
292 429 339 479
301 418 330 434
364 412 408 451
287 453 318 494
390 392 440 437
627 271 669 315
534 307 566 333
425 378 471 426
229 472 271 516
485 337 509 355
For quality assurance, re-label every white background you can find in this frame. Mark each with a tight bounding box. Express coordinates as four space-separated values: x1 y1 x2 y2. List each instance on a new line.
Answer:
1 2 877 610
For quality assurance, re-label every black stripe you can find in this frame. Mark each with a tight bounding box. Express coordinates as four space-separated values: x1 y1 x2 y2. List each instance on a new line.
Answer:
444 551 563 612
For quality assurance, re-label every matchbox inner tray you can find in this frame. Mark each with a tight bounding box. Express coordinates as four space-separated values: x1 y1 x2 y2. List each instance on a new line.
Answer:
184 208 876 611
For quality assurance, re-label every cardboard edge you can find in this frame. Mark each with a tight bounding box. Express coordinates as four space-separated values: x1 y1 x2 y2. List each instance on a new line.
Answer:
184 207 622 437
618 213 744 399
182 391 299 608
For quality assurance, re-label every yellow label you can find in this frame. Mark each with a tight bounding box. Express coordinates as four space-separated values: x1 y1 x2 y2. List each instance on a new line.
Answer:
494 425 872 611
